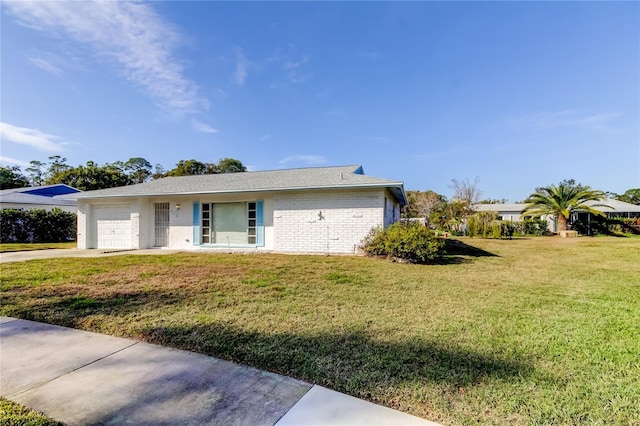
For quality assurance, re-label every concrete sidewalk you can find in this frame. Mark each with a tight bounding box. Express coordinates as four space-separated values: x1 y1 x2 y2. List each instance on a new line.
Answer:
0 317 440 425
0 248 181 263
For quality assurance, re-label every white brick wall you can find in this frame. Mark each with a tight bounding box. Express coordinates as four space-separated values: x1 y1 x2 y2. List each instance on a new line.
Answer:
78 189 402 253
77 201 89 249
130 200 140 250
273 189 386 254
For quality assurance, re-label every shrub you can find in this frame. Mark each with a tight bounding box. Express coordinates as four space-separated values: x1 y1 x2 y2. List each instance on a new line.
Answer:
360 222 445 264
491 222 502 239
510 219 549 236
0 208 76 243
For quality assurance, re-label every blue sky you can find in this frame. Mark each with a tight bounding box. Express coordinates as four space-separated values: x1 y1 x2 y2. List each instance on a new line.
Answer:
1 1 638 202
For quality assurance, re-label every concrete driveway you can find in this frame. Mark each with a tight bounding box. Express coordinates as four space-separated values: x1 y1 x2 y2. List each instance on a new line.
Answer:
0 248 181 263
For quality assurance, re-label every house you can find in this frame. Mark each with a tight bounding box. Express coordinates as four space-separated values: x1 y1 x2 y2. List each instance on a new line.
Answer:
0 184 80 213
474 198 640 233
74 165 407 253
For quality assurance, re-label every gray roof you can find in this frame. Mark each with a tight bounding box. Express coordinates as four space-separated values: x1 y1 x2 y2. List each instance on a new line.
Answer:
474 198 640 214
74 165 408 205
0 183 79 196
0 193 77 206
1 184 79 206
474 203 526 212
588 198 640 213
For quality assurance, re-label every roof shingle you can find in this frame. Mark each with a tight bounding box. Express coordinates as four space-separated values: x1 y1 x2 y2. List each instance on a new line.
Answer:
73 165 407 204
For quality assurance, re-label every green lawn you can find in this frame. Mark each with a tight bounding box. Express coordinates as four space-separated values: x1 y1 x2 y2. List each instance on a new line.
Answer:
0 398 63 426
1 237 638 425
0 242 76 253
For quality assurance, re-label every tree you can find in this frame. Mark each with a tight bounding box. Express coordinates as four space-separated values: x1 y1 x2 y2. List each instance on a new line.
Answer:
403 190 446 225
162 158 246 177
45 155 71 180
215 158 247 173
448 177 482 221
25 160 46 186
152 164 167 180
47 161 130 191
124 157 152 184
521 180 608 232
165 159 207 176
450 177 482 205
0 165 29 189
478 198 508 204
614 188 640 205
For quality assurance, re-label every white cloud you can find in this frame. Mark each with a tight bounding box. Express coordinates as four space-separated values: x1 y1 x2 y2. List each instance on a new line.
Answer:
27 55 63 76
191 119 219 134
233 48 249 86
0 156 30 167
268 46 313 85
4 0 207 114
283 55 309 70
284 55 313 84
279 155 327 165
289 72 314 84
0 122 64 152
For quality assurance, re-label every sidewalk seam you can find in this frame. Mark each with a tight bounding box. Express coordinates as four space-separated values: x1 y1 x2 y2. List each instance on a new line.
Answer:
272 383 315 425
7 341 139 398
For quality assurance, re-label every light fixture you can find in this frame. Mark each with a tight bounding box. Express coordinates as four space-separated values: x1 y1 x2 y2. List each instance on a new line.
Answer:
176 204 181 210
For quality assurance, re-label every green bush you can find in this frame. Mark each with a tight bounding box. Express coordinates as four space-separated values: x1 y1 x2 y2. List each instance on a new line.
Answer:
491 222 502 239
515 219 549 236
465 214 544 239
0 208 76 243
360 222 445 264
466 215 479 237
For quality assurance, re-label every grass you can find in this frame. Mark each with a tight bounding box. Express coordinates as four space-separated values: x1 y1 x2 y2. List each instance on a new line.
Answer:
0 398 63 426
0 242 76 253
1 237 638 425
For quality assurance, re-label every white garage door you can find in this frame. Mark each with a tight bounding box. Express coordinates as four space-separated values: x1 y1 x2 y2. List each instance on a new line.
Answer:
95 206 132 249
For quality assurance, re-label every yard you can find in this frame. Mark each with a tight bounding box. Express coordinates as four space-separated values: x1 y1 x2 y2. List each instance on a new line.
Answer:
1 237 638 425
0 242 76 253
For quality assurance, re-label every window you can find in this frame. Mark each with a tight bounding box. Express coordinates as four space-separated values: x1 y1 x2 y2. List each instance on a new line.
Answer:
201 202 257 245
247 202 257 244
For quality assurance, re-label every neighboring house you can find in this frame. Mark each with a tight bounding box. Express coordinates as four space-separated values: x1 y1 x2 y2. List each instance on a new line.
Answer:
75 165 407 253
0 184 80 213
474 202 556 232
474 198 640 233
583 198 640 219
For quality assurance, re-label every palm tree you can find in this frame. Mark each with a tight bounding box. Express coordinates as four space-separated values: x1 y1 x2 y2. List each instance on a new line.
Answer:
521 181 609 232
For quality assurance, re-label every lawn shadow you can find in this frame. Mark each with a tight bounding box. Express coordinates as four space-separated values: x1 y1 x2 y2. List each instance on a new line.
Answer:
1 290 182 328
137 323 535 398
4 291 538 420
442 239 498 261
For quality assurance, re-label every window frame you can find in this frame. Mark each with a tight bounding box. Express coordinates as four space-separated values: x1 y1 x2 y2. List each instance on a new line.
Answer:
199 201 259 247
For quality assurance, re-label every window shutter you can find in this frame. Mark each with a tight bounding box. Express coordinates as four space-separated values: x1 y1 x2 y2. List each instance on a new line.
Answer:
192 202 200 245
256 200 264 247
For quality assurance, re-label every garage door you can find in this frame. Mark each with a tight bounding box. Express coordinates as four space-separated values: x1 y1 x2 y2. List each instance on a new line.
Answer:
95 206 132 249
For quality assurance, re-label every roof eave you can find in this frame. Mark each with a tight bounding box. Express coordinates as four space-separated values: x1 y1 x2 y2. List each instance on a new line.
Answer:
76 182 407 202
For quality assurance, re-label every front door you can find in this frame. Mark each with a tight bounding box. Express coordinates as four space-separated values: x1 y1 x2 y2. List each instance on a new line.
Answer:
154 202 170 247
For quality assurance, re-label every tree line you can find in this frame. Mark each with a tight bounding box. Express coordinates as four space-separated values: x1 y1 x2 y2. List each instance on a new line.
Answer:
0 156 246 191
403 178 640 234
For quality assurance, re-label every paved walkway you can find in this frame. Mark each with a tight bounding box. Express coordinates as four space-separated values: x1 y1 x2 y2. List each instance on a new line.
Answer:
0 248 181 263
0 317 440 425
